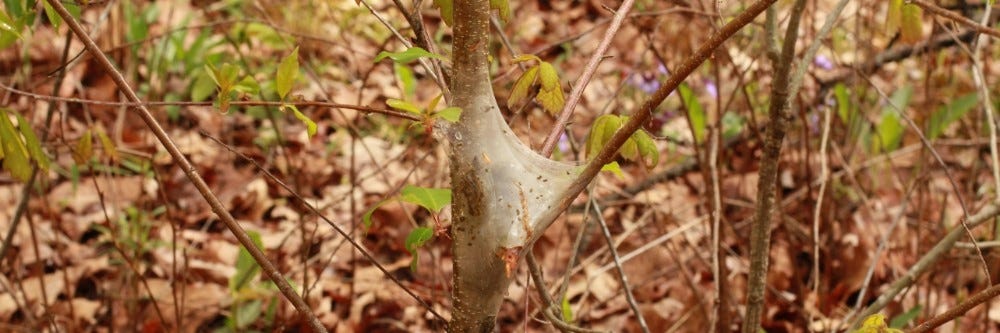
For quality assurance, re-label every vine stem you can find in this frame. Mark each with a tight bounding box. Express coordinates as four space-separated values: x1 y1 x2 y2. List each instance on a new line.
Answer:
43 1 327 331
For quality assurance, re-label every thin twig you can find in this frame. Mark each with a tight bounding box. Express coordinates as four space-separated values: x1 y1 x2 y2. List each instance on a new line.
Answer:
850 202 1000 329
908 0 1000 39
968 0 999 202
43 1 327 331
589 196 650 333
525 254 606 333
539 0 637 156
907 274 1000 332
0 82 422 122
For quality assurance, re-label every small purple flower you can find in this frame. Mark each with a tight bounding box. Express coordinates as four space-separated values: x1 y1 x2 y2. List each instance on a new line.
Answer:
558 133 571 153
628 72 661 94
814 54 833 70
705 80 718 99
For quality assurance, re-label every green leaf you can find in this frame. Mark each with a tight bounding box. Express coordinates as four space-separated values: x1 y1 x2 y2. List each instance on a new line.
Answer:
585 114 623 160
14 113 48 171
400 185 451 213
363 199 390 228
433 0 454 26
42 0 61 29
386 98 424 114
508 66 539 108
0 109 30 181
561 297 574 323
232 299 262 329
405 227 434 272
374 46 445 64
886 0 903 36
875 85 913 152
230 230 264 292
889 305 922 329
851 314 903 333
927 93 977 139
72 128 93 165
435 107 462 123
899 3 923 44
191 69 217 102
631 129 659 169
679 84 706 142
282 104 316 139
95 128 118 163
0 9 23 43
600 161 624 179
536 62 564 114
834 83 851 124
394 62 417 99
276 46 299 100
490 0 511 23
721 112 745 140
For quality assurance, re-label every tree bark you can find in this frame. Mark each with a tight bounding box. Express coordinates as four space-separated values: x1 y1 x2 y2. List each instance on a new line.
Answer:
448 0 577 331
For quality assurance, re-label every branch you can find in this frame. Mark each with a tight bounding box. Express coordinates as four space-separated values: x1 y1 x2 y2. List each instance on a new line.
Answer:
909 0 1000 39
43 1 327 332
742 0 808 331
0 82 422 122
851 202 1000 329
907 283 1000 333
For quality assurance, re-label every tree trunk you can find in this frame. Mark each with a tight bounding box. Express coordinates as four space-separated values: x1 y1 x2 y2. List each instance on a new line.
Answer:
448 0 576 331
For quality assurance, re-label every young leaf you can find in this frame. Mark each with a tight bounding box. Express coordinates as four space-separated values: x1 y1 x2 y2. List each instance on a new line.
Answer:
561 297 574 323
536 62 565 114
405 227 434 272
927 93 977 139
585 114 623 160
42 0 62 29
72 128 93 165
374 46 445 64
14 113 49 171
276 46 299 100
885 0 903 36
679 84 706 142
834 83 851 124
433 0 454 26
490 0 511 23
190 69 217 102
889 305 922 329
631 129 659 169
899 3 923 44
282 104 317 139
600 161 625 179
394 62 417 99
875 85 913 152
0 109 30 181
95 128 119 163
363 199 391 228
508 65 539 108
851 314 903 333
230 231 265 292
435 107 462 123
386 98 424 114
400 185 452 213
